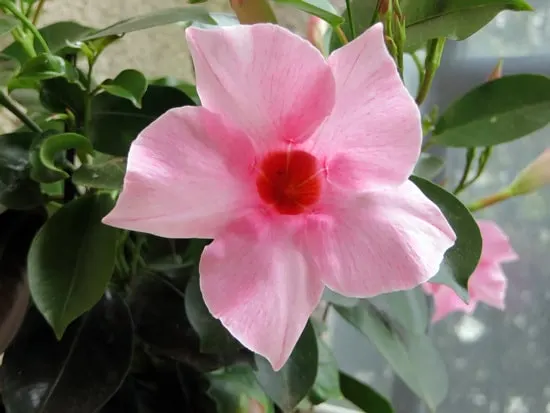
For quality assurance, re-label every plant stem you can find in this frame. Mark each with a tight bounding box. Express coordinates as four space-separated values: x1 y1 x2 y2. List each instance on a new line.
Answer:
415 38 446 105
0 91 42 133
11 27 36 57
468 190 512 212
334 25 348 44
0 0 51 54
411 51 424 89
32 0 46 25
83 57 96 136
345 0 356 39
453 148 475 195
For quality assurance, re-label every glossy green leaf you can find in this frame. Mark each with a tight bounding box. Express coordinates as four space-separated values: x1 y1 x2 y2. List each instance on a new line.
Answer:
339 372 393 413
100 69 148 108
89 85 195 156
413 153 444 179
39 76 86 117
207 366 275 413
72 152 126 190
403 0 533 51
0 53 19 86
255 321 318 411
433 74 550 147
2 21 95 64
411 176 480 300
27 193 119 339
30 132 94 183
83 6 215 40
184 275 242 355
0 14 19 36
309 338 342 404
0 132 44 209
322 288 359 308
17 53 78 83
273 0 344 26
2 293 133 413
335 302 449 411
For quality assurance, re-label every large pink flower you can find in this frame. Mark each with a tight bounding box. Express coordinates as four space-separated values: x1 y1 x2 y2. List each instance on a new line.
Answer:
103 23 456 370
423 219 518 322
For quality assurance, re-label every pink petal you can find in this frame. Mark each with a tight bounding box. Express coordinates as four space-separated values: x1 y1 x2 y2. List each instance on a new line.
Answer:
186 24 335 151
297 181 456 297
199 215 324 370
429 284 476 323
468 262 508 310
477 220 518 264
102 107 255 239
307 23 421 192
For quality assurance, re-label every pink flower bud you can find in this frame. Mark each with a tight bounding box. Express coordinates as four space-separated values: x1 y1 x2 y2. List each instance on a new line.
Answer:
509 149 550 195
306 16 329 54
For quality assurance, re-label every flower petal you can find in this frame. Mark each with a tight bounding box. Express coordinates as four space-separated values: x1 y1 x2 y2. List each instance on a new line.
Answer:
103 107 254 238
469 263 508 310
199 216 324 370
297 181 455 297
428 284 476 323
477 220 518 264
309 23 421 192
186 24 335 150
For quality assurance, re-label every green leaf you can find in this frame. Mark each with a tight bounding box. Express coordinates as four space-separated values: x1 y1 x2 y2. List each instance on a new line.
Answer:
27 193 120 339
413 153 444 179
255 321 318 411
0 132 44 209
207 366 275 413
72 152 126 190
432 74 550 147
273 0 344 26
149 76 200 104
2 293 133 413
17 53 79 83
39 76 86 117
83 6 215 40
402 0 534 51
322 288 359 308
30 132 94 183
89 85 196 156
330 0 378 52
190 11 239 28
309 338 342 405
0 14 19 36
339 372 394 413
2 22 95 65
100 69 148 108
184 275 242 355
0 53 20 87
410 176 481 299
334 302 449 411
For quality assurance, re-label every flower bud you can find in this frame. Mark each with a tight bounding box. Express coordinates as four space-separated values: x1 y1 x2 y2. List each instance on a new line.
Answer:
229 0 277 24
488 59 503 81
379 0 390 15
508 149 550 195
306 16 329 54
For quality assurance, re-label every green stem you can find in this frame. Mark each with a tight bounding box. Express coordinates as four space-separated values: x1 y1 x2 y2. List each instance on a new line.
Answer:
0 0 51 54
345 0 356 39
464 147 492 188
83 57 96 135
415 38 446 105
411 51 424 90
453 148 475 195
32 0 46 25
0 91 42 133
11 27 36 57
468 190 512 212
334 25 349 45
369 0 382 26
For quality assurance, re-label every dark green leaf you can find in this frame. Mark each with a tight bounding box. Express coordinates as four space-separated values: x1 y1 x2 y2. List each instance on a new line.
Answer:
339 372 393 413
207 366 275 413
149 76 200 104
0 15 19 36
0 132 44 209
309 338 342 404
30 132 94 183
142 236 192 271
100 69 148 108
322 288 359 308
2 292 133 413
83 6 215 40
0 53 20 86
330 0 378 52
255 321 318 411
433 74 550 147
39 76 86 117
403 0 533 51
413 153 444 179
411 176 480 297
184 275 242 355
128 273 248 371
273 0 344 26
27 193 119 339
17 53 79 83
2 21 95 64
89 85 195 156
334 302 449 411
72 152 126 190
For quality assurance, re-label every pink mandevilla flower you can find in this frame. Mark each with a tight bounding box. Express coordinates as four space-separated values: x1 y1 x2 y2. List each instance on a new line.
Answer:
103 23 456 370
423 219 518 322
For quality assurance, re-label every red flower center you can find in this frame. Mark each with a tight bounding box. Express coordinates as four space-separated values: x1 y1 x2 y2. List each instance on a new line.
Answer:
256 150 322 215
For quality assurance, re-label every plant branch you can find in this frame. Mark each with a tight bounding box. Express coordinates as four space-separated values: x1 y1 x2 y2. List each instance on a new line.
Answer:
334 25 348 44
453 148 475 195
0 91 42 133
0 0 51 54
415 38 446 105
32 0 46 25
